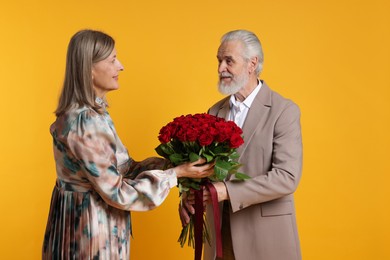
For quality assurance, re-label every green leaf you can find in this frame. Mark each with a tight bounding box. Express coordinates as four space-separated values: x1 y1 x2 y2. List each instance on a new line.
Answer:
189 152 200 162
234 172 251 180
213 164 228 181
215 159 233 171
191 178 203 183
215 169 228 181
230 163 243 171
202 153 214 162
161 144 175 155
169 153 183 165
188 182 201 190
155 144 168 157
229 151 240 160
212 145 226 154
216 152 230 157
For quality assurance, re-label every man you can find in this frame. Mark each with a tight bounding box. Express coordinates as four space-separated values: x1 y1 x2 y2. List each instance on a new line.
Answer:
180 29 303 260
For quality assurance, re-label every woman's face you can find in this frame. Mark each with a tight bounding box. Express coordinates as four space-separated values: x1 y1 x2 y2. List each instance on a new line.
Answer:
92 48 124 97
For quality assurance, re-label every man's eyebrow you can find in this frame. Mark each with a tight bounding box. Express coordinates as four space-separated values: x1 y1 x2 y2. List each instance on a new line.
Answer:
216 55 234 60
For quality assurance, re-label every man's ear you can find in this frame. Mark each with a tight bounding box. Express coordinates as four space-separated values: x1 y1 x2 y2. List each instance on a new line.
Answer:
248 56 258 74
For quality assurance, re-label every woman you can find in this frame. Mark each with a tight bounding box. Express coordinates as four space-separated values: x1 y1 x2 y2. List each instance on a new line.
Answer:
42 29 213 259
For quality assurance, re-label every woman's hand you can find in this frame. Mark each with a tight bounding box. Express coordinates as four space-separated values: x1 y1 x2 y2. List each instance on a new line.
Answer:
173 158 214 178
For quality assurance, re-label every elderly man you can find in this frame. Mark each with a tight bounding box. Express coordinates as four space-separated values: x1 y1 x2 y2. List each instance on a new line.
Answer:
181 29 303 260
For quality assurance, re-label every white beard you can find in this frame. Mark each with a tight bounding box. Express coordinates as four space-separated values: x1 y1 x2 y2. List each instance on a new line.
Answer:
218 71 249 95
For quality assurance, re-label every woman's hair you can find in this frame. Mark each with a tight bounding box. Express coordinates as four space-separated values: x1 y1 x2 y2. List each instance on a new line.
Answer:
221 29 264 76
55 29 115 116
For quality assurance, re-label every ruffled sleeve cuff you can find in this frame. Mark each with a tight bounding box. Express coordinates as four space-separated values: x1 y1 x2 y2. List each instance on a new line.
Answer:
164 168 178 188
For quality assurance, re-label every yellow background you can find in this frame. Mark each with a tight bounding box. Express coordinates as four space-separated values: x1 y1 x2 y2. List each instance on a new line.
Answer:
0 0 389 259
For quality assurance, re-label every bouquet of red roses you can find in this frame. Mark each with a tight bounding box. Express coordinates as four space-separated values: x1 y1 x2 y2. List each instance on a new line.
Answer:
155 113 248 259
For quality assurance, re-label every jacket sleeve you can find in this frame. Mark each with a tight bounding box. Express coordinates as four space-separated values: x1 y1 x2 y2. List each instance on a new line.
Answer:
225 102 303 213
67 110 177 211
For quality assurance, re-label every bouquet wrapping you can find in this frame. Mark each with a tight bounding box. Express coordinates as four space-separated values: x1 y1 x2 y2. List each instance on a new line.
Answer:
155 113 249 260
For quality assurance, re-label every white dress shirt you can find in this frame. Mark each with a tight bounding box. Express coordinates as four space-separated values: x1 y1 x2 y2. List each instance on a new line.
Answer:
228 81 262 128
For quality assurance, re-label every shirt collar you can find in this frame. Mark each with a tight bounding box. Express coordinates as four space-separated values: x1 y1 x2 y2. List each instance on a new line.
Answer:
95 96 108 108
229 80 262 109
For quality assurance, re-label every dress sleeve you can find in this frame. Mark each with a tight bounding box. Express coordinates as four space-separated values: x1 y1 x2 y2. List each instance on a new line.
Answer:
125 157 169 179
67 110 177 211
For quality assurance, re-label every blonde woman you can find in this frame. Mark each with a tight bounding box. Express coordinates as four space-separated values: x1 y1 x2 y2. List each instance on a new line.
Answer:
42 29 213 259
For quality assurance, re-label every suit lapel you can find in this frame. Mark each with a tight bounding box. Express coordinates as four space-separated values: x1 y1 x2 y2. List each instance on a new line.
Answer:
212 82 272 161
215 98 231 120
237 82 272 160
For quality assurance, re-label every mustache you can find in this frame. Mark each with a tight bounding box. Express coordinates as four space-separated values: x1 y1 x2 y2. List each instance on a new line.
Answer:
219 72 233 78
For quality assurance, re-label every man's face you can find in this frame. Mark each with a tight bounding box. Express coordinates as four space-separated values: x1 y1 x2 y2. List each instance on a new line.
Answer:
217 40 250 95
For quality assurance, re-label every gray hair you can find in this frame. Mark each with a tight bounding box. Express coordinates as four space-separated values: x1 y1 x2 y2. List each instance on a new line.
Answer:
221 30 264 76
55 29 115 116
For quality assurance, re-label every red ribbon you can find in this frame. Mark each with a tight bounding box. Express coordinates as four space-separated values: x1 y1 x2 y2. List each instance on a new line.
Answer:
193 182 223 260
205 182 223 258
194 188 204 260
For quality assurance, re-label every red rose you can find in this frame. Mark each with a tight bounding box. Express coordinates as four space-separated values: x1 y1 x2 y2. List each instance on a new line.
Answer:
215 121 233 143
229 133 244 148
198 133 214 146
158 125 173 143
158 113 244 147
176 128 187 142
208 127 218 137
186 128 199 142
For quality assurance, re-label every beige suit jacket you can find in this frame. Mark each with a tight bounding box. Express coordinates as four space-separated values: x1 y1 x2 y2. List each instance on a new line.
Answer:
204 82 303 260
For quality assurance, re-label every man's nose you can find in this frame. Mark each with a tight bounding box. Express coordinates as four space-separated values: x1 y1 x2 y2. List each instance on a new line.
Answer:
218 61 227 74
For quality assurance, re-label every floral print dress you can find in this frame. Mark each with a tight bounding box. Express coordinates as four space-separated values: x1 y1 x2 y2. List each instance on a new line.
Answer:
43 103 176 260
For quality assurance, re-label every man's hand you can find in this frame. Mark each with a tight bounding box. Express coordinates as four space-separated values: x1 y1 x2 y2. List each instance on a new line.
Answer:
179 191 193 227
212 182 229 202
179 187 212 226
